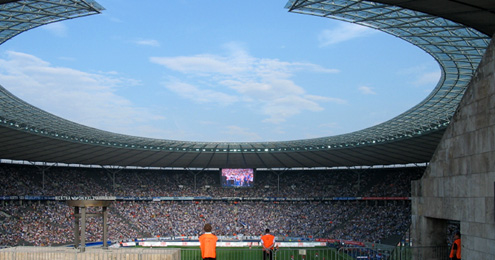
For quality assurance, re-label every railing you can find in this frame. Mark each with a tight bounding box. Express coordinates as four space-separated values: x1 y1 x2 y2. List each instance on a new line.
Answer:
0 245 452 260
389 245 450 260
182 247 362 260
181 245 451 260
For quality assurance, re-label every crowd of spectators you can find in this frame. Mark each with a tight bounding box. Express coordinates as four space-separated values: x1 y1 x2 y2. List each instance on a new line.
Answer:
0 163 424 198
1 200 409 247
0 163 423 247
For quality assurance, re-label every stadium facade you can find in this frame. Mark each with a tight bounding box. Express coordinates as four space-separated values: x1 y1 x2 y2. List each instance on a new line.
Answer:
0 0 494 259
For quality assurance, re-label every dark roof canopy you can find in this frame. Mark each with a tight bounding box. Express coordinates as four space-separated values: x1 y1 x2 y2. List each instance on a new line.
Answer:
0 0 493 169
371 0 495 37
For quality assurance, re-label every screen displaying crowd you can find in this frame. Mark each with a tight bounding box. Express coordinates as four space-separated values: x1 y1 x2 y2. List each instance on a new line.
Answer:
0 163 424 247
221 168 254 188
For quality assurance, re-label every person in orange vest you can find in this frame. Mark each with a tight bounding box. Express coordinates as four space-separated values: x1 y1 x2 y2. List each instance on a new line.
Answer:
449 232 461 260
199 223 218 260
261 228 276 260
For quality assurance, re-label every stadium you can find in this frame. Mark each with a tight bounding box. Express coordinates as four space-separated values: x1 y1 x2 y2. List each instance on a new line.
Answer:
0 0 494 259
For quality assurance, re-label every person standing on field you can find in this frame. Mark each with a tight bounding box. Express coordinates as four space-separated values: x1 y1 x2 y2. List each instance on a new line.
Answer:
261 228 275 260
199 223 218 260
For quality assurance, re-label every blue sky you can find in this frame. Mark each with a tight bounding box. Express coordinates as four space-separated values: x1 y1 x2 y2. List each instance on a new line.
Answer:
0 0 440 142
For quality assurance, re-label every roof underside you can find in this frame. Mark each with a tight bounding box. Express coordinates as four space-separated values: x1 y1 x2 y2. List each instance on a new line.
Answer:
0 0 493 169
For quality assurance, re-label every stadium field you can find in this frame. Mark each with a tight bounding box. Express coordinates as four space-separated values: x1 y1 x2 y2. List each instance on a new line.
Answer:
171 247 356 260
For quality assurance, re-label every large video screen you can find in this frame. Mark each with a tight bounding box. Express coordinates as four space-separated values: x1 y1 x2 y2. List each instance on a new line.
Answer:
221 168 254 188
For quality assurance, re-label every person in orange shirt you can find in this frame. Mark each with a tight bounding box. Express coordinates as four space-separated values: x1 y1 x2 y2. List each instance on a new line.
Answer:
261 228 275 260
449 232 461 260
199 223 218 260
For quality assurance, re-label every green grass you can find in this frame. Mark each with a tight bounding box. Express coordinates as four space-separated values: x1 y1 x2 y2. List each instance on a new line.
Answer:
179 247 354 260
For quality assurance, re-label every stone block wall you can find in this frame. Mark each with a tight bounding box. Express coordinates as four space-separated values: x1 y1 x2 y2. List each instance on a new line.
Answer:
411 33 495 259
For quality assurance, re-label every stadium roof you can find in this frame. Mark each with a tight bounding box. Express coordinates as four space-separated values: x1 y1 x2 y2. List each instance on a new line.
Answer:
0 0 493 169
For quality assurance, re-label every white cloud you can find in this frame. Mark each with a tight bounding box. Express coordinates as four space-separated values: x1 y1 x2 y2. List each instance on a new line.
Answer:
305 94 347 104
42 22 68 37
151 43 343 124
291 62 341 74
221 125 261 142
0 51 166 138
358 86 376 95
318 22 376 47
397 65 441 87
164 81 239 105
135 39 160 47
413 71 441 86
151 54 248 76
262 95 323 124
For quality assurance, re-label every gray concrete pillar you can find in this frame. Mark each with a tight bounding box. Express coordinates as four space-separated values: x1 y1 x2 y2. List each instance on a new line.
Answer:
80 206 86 252
74 206 80 249
103 206 108 249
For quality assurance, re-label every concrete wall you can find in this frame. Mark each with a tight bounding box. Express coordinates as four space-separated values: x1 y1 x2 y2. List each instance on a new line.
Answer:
411 33 495 259
0 247 181 260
